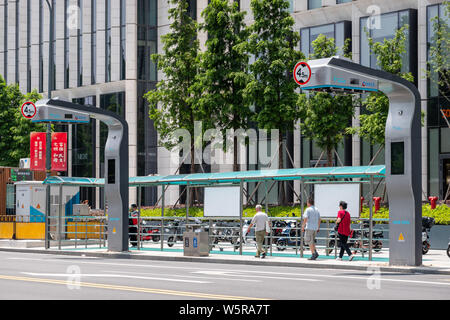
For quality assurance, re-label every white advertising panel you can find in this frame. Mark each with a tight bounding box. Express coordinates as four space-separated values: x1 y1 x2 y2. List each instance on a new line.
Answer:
314 183 361 218
204 186 240 217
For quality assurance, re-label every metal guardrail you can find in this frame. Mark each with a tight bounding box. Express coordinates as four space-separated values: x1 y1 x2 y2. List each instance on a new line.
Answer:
125 215 390 260
22 211 389 260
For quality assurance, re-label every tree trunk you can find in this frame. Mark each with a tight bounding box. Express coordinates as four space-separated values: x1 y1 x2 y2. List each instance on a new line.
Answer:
326 146 333 167
190 142 196 205
233 135 239 172
279 134 286 206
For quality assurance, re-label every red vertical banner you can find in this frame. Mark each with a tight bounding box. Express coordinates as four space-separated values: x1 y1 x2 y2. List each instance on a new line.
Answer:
30 132 47 171
51 132 68 172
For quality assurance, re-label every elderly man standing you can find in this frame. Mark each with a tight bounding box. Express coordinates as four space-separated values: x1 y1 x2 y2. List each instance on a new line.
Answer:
246 205 269 259
302 198 321 260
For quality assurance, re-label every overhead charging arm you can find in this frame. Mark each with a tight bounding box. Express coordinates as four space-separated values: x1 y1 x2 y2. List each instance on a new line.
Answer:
33 98 129 252
301 57 422 266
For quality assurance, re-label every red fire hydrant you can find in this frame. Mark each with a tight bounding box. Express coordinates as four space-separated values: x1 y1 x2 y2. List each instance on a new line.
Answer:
429 196 438 209
373 197 381 214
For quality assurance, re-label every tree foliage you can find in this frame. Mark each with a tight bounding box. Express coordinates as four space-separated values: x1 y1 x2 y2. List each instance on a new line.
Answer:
240 0 304 204
243 0 303 138
298 34 354 167
0 75 44 167
194 0 253 171
426 1 450 103
144 0 203 173
347 26 413 147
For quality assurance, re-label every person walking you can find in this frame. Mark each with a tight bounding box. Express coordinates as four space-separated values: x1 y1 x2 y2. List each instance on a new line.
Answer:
129 204 139 247
302 198 320 260
246 205 269 259
335 201 355 261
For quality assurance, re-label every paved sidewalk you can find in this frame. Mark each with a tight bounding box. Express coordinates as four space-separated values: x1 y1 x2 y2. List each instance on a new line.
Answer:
0 240 449 275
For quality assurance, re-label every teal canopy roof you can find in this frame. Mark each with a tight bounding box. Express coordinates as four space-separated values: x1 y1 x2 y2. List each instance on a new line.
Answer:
43 165 385 187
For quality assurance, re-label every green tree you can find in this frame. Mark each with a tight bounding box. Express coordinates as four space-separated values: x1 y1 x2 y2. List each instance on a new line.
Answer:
243 0 303 204
347 26 414 163
426 1 450 103
144 0 203 176
195 0 253 171
0 75 44 166
298 34 355 167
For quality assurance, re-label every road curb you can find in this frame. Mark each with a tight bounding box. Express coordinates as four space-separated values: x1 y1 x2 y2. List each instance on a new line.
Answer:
1 247 449 275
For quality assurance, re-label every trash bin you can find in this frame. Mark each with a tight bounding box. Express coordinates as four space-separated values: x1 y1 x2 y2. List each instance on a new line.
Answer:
183 224 209 257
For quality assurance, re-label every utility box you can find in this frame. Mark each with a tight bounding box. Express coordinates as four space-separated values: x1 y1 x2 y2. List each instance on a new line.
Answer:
73 204 90 216
183 225 209 257
14 181 80 222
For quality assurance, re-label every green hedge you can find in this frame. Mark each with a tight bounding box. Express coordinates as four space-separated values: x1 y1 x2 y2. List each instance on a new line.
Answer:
140 204 450 225
360 204 450 225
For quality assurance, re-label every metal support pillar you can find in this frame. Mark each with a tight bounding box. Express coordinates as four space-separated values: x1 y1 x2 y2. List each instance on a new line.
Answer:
58 184 62 250
137 186 141 250
300 180 304 258
186 184 190 224
369 175 374 261
161 185 165 251
239 180 243 255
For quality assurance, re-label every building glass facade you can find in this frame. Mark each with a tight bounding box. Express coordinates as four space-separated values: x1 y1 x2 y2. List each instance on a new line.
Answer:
120 0 126 80
26 0 31 92
427 3 450 200
301 21 351 57
137 0 157 81
300 21 352 169
308 0 322 10
360 9 417 82
72 96 97 206
105 0 111 83
137 0 159 205
91 0 97 84
64 0 69 89
2 0 7 83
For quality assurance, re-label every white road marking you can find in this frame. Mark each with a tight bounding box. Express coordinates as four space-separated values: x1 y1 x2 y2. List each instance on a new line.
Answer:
102 270 261 282
21 272 211 284
6 256 450 287
192 270 321 282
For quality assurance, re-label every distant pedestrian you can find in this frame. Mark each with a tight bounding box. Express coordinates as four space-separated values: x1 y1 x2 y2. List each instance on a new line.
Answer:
129 204 138 247
302 198 320 260
246 205 269 259
335 201 355 261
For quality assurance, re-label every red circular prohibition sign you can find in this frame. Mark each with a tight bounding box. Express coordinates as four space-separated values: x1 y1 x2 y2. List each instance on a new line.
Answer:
21 101 37 119
293 62 312 86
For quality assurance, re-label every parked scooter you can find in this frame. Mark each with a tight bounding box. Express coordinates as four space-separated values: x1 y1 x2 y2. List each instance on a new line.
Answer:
326 221 383 255
129 215 161 243
140 220 161 242
166 219 185 247
232 220 256 250
447 237 450 258
276 221 301 251
422 216 435 255
271 220 288 244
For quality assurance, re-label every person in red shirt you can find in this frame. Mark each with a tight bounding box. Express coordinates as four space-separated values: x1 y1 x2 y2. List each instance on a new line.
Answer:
336 201 355 261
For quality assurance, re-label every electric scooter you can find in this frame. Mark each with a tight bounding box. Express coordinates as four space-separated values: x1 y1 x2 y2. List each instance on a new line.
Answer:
447 237 450 258
422 217 435 255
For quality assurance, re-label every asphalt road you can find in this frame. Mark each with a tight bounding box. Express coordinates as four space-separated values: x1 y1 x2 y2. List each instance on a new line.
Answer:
0 251 449 300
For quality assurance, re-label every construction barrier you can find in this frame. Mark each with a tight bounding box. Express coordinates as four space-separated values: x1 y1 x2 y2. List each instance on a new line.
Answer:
0 222 45 239
66 221 105 240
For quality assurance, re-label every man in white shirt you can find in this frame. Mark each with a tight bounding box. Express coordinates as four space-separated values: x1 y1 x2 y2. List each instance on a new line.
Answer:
246 205 269 259
302 198 321 260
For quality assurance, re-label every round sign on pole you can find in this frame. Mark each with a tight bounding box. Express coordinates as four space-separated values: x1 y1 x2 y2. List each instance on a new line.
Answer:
293 62 312 86
21 101 37 119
